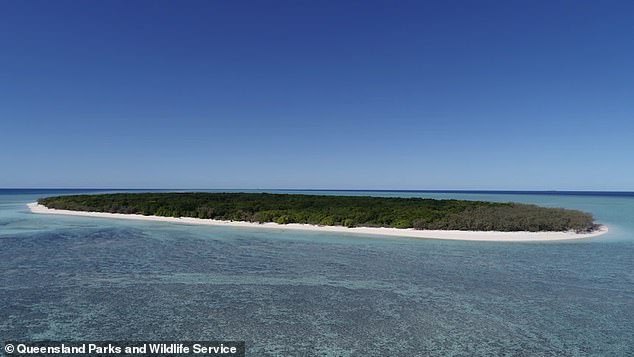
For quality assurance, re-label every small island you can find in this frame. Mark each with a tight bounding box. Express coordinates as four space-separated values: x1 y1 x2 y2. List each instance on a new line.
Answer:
30 192 607 241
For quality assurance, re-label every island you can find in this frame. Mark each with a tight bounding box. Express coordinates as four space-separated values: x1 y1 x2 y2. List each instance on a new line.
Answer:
30 192 607 241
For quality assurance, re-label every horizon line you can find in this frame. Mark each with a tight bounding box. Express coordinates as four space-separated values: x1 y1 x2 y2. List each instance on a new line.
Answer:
2 188 634 194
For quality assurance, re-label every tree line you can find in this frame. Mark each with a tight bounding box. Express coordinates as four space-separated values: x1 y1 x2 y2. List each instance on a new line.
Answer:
39 192 598 233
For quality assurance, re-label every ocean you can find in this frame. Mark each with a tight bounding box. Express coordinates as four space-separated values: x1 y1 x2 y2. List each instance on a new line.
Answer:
0 189 632 356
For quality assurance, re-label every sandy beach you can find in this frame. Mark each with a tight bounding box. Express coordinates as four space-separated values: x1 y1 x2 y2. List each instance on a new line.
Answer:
27 203 608 242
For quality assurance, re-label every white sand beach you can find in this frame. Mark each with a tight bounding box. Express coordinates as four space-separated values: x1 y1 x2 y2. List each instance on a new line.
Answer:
27 203 608 242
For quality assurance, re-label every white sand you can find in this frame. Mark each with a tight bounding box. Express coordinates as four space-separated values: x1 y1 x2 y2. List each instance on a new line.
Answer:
27 203 608 242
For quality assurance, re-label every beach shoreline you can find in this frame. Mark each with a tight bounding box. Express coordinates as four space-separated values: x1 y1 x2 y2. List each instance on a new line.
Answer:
27 203 608 242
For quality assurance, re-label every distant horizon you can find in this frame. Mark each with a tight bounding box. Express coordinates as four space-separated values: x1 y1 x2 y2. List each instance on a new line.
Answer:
2 187 634 194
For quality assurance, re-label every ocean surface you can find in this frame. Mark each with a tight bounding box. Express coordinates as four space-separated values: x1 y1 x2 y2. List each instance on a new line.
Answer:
0 189 632 356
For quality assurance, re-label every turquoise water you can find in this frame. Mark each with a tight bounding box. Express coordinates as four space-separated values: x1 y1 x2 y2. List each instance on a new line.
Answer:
0 190 632 356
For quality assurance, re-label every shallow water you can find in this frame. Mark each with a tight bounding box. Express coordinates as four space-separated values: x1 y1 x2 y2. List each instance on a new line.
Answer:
1 190 632 356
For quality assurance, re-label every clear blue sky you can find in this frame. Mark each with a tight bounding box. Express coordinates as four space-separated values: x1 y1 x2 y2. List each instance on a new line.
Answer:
2 1 633 190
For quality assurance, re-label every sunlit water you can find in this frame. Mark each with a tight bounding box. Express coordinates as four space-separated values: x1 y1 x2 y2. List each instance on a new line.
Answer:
1 190 632 356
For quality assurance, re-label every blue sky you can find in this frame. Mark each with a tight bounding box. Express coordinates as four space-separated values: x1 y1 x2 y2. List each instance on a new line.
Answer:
1 1 633 190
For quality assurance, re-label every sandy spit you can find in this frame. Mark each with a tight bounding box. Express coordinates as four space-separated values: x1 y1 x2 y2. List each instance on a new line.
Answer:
27 203 608 242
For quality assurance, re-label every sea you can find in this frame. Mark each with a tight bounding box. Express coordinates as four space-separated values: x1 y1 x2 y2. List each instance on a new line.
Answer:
0 189 632 356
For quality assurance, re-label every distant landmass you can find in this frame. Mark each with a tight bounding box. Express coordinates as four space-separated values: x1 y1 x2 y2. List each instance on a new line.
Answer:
38 192 599 233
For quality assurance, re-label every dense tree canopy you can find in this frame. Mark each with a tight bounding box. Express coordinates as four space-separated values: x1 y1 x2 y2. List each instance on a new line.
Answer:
39 192 598 233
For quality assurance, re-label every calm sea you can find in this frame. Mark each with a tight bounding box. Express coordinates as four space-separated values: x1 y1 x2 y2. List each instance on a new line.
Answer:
1 189 632 356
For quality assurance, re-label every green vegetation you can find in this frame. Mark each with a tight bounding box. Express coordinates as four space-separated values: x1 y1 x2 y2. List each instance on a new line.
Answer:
38 192 599 233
